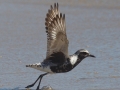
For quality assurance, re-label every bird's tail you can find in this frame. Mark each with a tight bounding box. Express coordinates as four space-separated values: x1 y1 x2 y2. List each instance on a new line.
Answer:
26 62 53 73
26 62 42 70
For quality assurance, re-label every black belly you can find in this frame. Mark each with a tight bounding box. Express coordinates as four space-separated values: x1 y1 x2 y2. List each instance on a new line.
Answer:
50 64 73 73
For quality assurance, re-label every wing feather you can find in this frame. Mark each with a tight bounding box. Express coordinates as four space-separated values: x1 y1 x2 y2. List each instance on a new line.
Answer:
45 3 69 60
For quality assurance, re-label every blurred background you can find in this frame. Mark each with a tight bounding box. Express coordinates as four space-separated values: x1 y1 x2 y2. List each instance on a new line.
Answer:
0 0 120 90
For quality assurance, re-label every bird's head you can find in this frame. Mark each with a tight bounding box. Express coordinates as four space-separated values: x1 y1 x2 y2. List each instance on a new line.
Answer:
75 49 95 59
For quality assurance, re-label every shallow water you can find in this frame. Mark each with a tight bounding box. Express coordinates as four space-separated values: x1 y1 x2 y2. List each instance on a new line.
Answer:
0 0 120 90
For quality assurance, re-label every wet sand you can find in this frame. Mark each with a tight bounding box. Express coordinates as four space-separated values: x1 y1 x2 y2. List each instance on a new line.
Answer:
0 0 120 90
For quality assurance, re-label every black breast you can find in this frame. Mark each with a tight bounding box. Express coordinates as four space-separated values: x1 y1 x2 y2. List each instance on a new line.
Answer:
50 58 73 73
50 58 82 73
50 64 73 73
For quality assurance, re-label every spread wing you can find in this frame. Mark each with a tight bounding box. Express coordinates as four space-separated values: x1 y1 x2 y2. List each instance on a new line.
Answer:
45 3 69 60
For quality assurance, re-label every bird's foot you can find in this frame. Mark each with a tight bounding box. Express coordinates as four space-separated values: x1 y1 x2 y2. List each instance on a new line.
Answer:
25 83 34 88
36 85 40 90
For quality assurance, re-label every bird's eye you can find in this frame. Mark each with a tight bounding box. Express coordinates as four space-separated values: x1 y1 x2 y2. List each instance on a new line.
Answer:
82 52 87 55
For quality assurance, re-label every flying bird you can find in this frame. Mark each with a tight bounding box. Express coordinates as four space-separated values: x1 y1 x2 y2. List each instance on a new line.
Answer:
25 3 95 90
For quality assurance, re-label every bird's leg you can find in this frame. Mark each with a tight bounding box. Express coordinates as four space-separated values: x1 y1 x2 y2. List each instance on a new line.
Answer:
36 73 48 90
25 74 41 88
25 73 48 89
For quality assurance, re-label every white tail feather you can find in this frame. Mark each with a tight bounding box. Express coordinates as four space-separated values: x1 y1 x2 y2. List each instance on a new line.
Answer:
26 62 53 73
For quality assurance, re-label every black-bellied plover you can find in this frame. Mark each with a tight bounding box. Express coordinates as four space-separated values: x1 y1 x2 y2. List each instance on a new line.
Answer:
25 3 95 90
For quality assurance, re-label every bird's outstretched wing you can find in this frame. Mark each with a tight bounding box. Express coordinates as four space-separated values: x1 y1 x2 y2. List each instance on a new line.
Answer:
45 3 69 60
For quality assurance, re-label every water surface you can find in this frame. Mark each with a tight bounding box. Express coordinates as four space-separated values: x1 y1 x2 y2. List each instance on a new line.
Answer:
0 0 120 90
